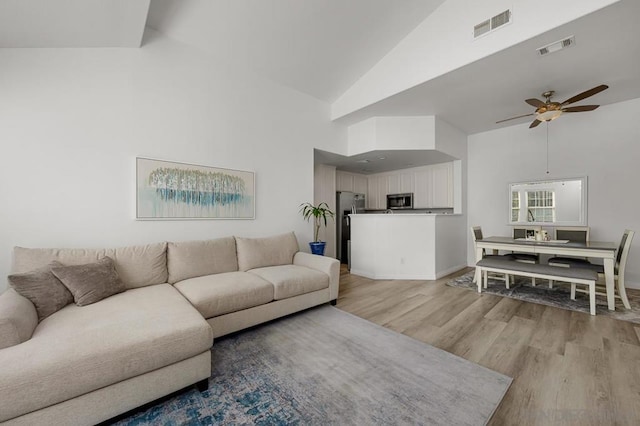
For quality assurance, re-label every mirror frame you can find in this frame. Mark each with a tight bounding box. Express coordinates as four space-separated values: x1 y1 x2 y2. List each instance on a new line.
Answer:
508 176 588 226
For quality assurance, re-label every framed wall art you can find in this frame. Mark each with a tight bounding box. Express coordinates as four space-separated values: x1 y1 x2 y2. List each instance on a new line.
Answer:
136 157 255 220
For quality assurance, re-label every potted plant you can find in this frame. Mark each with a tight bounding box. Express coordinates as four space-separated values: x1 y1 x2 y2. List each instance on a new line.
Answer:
299 202 335 256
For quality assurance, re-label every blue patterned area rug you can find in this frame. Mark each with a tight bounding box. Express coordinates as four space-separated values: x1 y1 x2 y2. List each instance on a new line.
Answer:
116 306 511 425
447 271 640 324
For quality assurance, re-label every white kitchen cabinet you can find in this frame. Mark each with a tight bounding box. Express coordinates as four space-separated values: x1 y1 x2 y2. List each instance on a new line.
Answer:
412 164 454 208
413 169 431 208
336 171 354 192
354 174 368 195
365 162 453 210
367 177 379 209
400 172 414 193
337 171 368 195
431 162 453 207
377 175 390 209
366 175 389 209
388 174 401 195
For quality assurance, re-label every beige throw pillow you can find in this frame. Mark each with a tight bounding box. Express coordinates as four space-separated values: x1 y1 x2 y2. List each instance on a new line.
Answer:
8 262 74 321
51 257 126 306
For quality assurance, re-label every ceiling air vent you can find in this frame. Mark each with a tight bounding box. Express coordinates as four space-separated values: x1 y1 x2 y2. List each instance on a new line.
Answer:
474 9 511 39
537 36 576 56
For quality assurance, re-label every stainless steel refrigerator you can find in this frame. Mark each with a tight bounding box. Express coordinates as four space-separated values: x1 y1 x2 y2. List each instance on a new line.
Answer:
336 191 366 267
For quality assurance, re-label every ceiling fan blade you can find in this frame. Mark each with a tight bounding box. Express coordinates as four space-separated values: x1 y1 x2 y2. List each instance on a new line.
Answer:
561 84 608 106
529 119 542 128
525 98 545 108
562 105 600 112
496 113 534 124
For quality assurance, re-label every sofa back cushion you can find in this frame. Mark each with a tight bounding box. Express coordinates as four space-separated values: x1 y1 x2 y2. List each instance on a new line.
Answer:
236 232 299 272
167 237 238 284
12 242 168 289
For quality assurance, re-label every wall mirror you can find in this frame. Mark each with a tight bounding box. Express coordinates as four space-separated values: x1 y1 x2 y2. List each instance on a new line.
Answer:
509 177 587 226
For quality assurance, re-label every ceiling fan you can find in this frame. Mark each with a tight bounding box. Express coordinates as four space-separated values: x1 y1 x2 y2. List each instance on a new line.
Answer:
496 84 609 128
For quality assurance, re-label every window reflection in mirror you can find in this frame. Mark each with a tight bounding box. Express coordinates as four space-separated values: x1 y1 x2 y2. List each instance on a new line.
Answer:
509 177 587 226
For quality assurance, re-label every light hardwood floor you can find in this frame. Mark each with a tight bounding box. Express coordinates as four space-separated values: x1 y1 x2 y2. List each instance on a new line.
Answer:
336 266 640 425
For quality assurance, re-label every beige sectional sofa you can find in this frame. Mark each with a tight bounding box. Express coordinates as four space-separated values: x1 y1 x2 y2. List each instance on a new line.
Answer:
0 232 339 425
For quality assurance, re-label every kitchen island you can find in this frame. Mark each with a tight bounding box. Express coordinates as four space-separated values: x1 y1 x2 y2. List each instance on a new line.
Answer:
349 213 467 280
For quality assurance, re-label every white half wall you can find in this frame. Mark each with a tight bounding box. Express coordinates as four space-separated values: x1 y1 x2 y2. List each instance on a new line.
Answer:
347 116 435 155
0 30 346 291
467 97 640 288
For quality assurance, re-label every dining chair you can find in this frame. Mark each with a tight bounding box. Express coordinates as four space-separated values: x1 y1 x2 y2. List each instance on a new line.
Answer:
548 227 591 265
568 229 634 309
471 226 514 288
547 227 591 288
511 226 541 286
511 226 541 264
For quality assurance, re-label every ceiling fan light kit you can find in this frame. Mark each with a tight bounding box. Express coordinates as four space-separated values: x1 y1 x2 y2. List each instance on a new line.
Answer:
497 84 609 128
536 110 562 122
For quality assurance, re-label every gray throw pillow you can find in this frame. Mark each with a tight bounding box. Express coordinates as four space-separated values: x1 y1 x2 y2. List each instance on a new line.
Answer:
51 257 126 306
8 261 74 321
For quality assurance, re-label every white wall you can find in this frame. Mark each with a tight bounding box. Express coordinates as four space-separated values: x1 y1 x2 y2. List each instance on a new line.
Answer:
467 97 640 287
0 30 346 291
313 163 337 257
435 215 467 277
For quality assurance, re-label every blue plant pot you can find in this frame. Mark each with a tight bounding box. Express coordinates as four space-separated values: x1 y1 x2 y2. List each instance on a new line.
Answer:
309 241 326 256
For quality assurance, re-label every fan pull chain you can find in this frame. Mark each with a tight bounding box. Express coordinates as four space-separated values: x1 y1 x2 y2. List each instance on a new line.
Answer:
546 122 550 174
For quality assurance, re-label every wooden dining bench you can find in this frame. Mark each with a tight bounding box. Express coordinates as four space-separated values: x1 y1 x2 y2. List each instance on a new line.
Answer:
475 257 599 315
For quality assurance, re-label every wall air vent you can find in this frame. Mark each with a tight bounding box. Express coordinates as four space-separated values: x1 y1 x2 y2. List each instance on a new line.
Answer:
474 20 491 38
537 36 576 56
474 9 511 39
491 10 511 29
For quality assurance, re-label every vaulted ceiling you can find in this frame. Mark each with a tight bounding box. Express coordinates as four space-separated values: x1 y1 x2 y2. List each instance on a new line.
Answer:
1 0 639 136
0 0 150 47
147 0 446 103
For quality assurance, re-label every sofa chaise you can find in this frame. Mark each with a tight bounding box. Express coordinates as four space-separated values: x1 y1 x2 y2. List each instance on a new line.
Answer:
0 232 339 425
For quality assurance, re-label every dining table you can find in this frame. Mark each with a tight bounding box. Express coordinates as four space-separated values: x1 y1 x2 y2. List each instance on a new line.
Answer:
474 236 619 311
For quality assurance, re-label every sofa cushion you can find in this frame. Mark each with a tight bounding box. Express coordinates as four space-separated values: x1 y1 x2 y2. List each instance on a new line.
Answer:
168 237 238 284
0 284 212 423
51 257 126 306
249 264 329 300
0 289 38 349
174 272 274 318
235 232 299 272
8 262 74 321
12 242 168 289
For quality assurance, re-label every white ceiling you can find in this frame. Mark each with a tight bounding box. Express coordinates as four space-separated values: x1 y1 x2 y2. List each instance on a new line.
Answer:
146 0 446 103
0 0 150 47
333 0 640 135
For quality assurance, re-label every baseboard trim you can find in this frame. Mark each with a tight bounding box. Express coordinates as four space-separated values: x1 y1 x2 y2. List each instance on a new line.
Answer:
435 264 468 279
350 265 467 281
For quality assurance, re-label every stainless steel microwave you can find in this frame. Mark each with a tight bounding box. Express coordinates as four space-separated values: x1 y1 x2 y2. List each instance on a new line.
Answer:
387 193 414 210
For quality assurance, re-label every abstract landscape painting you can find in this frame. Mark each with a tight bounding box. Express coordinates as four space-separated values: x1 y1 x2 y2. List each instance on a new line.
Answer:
136 157 255 219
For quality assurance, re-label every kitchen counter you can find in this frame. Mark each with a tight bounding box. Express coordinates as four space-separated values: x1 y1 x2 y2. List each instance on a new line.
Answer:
349 213 466 280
